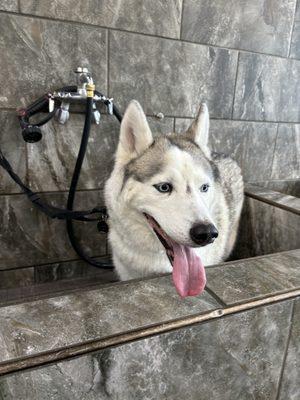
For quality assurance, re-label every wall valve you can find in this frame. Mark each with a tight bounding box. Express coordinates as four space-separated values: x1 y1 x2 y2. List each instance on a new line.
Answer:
107 99 114 115
55 101 70 124
93 103 101 124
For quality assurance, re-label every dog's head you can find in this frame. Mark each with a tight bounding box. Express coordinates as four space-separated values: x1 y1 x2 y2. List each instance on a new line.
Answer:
112 100 219 249
107 100 221 296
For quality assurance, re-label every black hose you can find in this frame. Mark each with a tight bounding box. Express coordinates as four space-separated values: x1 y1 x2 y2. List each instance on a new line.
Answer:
112 104 122 123
66 96 113 269
16 85 122 269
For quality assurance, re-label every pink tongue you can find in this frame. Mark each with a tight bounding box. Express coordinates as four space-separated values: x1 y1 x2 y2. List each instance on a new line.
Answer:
172 244 206 298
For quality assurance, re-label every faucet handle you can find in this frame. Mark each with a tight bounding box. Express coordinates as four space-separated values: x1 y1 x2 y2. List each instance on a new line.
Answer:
106 98 114 115
74 66 89 74
55 101 70 124
75 66 93 92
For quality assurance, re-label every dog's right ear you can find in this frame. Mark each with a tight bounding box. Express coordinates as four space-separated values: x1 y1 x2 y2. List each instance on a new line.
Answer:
116 100 153 164
185 103 209 152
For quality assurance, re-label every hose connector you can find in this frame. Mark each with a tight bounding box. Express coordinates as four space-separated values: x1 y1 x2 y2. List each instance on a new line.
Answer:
86 83 95 98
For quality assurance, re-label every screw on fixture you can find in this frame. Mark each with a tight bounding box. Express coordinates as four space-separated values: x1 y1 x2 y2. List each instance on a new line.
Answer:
155 112 164 120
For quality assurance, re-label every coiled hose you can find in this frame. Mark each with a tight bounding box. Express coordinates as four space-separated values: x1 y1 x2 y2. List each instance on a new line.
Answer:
66 96 121 269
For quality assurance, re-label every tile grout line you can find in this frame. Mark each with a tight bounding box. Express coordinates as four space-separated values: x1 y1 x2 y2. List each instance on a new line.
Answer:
231 51 240 119
1 10 300 63
0 254 107 273
2 106 300 124
24 141 29 187
0 278 117 308
275 300 295 400
205 287 227 308
148 117 299 125
0 187 104 197
179 0 185 40
269 123 280 181
173 117 176 132
288 0 298 57
2 107 300 125
106 29 110 97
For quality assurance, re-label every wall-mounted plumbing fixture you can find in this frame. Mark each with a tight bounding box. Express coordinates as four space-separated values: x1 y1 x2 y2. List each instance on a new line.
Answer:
0 67 122 269
53 67 114 126
17 67 120 144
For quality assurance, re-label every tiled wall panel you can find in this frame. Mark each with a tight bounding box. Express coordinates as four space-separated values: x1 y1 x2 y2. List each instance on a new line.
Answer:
290 2 300 58
0 191 106 270
233 197 300 259
0 14 107 108
19 0 183 38
259 179 300 198
278 298 300 400
0 259 116 291
0 1 18 12
181 0 296 56
0 301 292 399
233 53 300 122
0 111 26 194
109 31 238 118
271 124 300 180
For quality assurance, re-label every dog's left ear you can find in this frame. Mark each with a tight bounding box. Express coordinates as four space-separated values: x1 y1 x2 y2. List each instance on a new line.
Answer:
116 100 153 164
185 103 209 150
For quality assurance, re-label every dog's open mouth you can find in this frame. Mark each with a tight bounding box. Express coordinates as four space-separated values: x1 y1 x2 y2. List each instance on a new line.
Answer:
144 214 206 298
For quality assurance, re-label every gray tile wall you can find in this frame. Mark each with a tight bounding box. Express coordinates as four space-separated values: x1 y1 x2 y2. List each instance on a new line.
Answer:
278 298 300 400
0 191 107 270
181 0 296 56
232 196 300 260
290 1 300 58
0 300 294 400
260 179 300 197
0 2 299 275
0 1 18 12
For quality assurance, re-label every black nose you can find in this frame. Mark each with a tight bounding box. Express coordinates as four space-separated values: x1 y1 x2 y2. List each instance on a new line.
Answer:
190 223 219 246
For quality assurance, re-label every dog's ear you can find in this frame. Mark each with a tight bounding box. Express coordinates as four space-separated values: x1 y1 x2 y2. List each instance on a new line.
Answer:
185 103 209 150
116 100 153 164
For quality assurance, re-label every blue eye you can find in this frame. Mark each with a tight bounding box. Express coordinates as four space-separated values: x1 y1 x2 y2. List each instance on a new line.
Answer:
154 182 173 193
200 183 210 192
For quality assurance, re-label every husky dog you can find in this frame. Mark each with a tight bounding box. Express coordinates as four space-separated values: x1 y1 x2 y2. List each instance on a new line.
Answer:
105 101 244 297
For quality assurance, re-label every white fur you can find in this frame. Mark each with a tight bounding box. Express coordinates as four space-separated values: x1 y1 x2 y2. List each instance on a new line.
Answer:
116 100 153 165
186 103 210 158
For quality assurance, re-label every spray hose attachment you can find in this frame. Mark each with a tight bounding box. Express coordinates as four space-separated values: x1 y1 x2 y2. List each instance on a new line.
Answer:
0 67 122 269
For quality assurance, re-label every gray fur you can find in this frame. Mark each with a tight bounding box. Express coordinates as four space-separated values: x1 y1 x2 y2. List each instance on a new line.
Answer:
123 137 170 185
123 134 214 186
167 135 214 178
